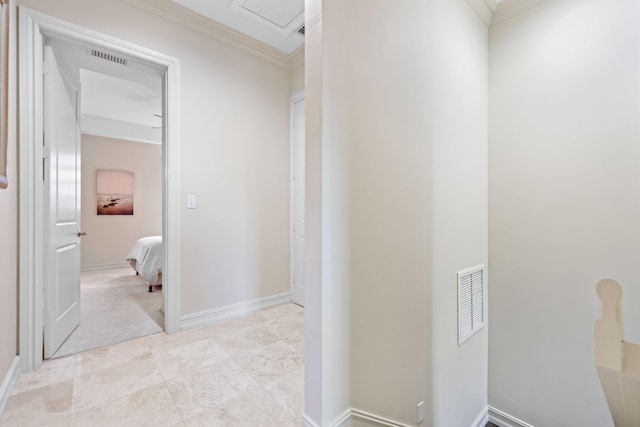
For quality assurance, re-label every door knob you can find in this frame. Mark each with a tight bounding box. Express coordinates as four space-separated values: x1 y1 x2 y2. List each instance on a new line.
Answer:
77 231 88 237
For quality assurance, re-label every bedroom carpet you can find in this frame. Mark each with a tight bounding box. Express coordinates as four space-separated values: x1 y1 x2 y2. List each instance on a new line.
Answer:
51 268 164 359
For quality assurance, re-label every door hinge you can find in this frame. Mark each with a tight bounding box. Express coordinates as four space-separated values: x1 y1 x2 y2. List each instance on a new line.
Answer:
42 61 50 75
42 146 50 159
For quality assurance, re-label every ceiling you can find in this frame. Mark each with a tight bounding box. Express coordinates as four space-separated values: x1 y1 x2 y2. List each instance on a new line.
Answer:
81 69 161 128
49 37 163 144
171 0 305 53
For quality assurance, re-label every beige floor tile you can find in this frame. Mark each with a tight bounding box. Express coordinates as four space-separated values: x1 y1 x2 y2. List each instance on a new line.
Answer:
236 340 303 385
2 380 73 427
166 358 259 419
263 367 304 419
205 324 279 358
70 382 182 427
75 336 151 377
12 356 76 395
71 353 164 414
262 311 304 341
152 337 230 380
5 304 305 427
182 388 298 427
145 328 209 352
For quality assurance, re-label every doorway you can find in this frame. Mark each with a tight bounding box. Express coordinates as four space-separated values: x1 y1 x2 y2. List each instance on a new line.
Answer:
19 7 181 372
42 37 165 359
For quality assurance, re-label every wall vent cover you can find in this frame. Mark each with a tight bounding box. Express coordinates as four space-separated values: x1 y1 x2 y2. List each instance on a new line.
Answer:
296 25 305 36
90 49 128 66
458 265 485 345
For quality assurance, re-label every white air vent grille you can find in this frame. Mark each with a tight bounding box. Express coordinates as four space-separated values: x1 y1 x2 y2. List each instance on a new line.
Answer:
297 25 305 36
458 265 485 345
90 49 128 66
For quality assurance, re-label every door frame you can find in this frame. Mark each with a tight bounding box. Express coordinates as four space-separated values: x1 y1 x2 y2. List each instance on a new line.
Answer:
290 90 304 305
18 7 182 372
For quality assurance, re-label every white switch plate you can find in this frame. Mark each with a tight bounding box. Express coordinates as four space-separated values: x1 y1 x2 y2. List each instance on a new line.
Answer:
417 401 424 424
187 195 196 209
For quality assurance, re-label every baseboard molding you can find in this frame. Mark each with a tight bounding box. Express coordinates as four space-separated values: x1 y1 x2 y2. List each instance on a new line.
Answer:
0 357 21 419
301 408 410 427
81 261 130 272
302 414 320 427
331 408 352 427
180 292 292 330
304 406 489 427
350 409 412 427
489 406 535 427
472 407 489 427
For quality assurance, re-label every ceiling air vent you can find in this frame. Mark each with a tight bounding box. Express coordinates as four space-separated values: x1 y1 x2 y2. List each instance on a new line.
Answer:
296 24 305 37
90 49 128 66
458 265 485 345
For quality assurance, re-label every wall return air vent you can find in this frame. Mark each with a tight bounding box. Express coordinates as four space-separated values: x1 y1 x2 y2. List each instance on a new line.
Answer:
90 49 128 66
458 265 485 345
296 24 305 36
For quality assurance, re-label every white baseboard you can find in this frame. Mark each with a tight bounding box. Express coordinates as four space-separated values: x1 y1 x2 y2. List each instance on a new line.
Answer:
489 406 535 427
302 414 320 427
81 261 130 272
331 408 352 427
350 409 411 427
180 291 292 330
0 357 21 419
472 407 489 427
301 408 409 427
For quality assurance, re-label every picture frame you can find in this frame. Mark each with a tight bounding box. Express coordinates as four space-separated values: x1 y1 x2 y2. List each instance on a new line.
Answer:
0 0 9 189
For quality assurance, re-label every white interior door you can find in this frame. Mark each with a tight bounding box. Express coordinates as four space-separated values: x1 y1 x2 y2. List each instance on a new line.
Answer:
43 44 82 359
292 98 306 306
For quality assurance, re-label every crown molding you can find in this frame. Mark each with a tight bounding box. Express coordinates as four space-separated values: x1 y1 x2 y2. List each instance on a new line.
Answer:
491 0 547 26
467 0 497 27
122 0 301 69
289 45 304 68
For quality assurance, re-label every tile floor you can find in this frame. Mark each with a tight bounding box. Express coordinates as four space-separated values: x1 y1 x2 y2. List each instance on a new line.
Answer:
2 303 304 427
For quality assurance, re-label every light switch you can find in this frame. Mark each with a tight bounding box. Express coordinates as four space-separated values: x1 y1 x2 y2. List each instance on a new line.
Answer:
187 195 196 209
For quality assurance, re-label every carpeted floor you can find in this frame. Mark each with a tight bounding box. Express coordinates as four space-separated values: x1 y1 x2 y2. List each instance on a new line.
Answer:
51 268 164 359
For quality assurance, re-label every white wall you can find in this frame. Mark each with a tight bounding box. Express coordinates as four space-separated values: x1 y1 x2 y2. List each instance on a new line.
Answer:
430 0 488 425
0 0 18 392
290 60 304 95
19 0 292 317
305 0 488 425
80 135 162 270
489 0 640 426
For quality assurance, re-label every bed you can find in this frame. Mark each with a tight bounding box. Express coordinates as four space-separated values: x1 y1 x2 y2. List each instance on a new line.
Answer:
126 236 163 292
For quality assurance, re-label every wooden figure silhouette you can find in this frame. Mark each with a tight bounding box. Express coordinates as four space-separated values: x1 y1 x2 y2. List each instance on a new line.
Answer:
595 279 640 426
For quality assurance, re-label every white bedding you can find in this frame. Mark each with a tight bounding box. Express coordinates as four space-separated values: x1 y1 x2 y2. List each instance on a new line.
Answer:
126 236 163 285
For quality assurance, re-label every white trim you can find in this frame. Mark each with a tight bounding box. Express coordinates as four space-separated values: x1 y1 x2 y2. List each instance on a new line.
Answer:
18 7 181 372
471 407 489 427
350 409 412 427
290 45 305 69
489 406 535 427
180 292 292 330
467 0 497 27
121 0 296 69
491 0 547 26
0 357 21 419
302 414 320 427
81 262 130 272
303 408 412 427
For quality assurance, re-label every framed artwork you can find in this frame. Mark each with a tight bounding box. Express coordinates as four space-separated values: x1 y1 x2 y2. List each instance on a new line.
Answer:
0 0 9 189
96 170 134 215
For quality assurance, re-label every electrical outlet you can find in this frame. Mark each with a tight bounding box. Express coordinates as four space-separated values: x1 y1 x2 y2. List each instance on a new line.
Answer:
417 401 424 424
